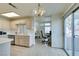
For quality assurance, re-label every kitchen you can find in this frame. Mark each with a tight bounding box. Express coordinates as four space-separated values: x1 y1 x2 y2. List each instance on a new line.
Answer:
0 15 35 56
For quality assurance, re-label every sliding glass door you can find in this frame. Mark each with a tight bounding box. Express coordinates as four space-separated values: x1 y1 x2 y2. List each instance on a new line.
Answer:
64 14 73 56
64 7 79 56
74 8 79 56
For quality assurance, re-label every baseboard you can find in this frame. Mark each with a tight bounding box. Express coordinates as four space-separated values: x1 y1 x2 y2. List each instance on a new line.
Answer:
51 46 63 49
11 44 30 48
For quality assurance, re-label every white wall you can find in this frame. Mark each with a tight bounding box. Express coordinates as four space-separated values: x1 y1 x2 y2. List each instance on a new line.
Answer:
51 16 64 48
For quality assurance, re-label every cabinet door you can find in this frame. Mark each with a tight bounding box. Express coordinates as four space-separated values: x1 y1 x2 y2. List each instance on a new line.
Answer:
15 35 29 46
20 36 29 46
15 36 20 45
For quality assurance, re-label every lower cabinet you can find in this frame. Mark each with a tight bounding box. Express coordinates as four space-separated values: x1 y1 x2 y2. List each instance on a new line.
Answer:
15 35 30 47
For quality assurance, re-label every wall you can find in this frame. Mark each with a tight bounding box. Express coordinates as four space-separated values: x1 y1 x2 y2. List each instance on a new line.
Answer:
0 16 10 31
10 18 33 31
51 15 64 48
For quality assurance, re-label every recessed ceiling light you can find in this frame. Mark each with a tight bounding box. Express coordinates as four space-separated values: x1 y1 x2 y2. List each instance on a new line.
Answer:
1 12 20 17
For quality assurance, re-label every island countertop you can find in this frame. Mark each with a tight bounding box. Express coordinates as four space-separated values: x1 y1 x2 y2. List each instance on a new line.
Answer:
0 38 13 44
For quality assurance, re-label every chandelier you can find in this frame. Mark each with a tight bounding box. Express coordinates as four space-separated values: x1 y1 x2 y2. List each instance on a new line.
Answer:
33 3 45 16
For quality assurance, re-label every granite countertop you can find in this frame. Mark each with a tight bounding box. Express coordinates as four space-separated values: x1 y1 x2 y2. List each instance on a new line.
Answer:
0 38 13 44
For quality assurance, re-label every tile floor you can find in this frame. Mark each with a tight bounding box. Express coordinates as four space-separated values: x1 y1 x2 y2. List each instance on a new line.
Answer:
11 39 67 56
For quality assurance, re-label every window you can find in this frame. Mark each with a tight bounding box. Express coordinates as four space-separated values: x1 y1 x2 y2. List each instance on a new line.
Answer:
45 23 50 26
44 22 51 33
45 26 50 33
17 24 27 35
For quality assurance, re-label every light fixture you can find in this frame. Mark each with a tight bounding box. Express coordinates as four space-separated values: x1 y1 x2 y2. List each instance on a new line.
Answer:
33 3 45 16
1 12 20 17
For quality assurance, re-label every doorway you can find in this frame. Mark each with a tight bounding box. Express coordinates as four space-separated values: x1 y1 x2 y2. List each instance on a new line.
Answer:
35 17 52 47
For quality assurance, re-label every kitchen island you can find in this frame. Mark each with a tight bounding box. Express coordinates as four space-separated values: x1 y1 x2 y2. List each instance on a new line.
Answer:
0 38 13 56
15 35 35 47
7 31 35 47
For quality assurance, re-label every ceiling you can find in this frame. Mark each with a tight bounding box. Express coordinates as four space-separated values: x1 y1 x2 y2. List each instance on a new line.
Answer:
0 3 72 19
